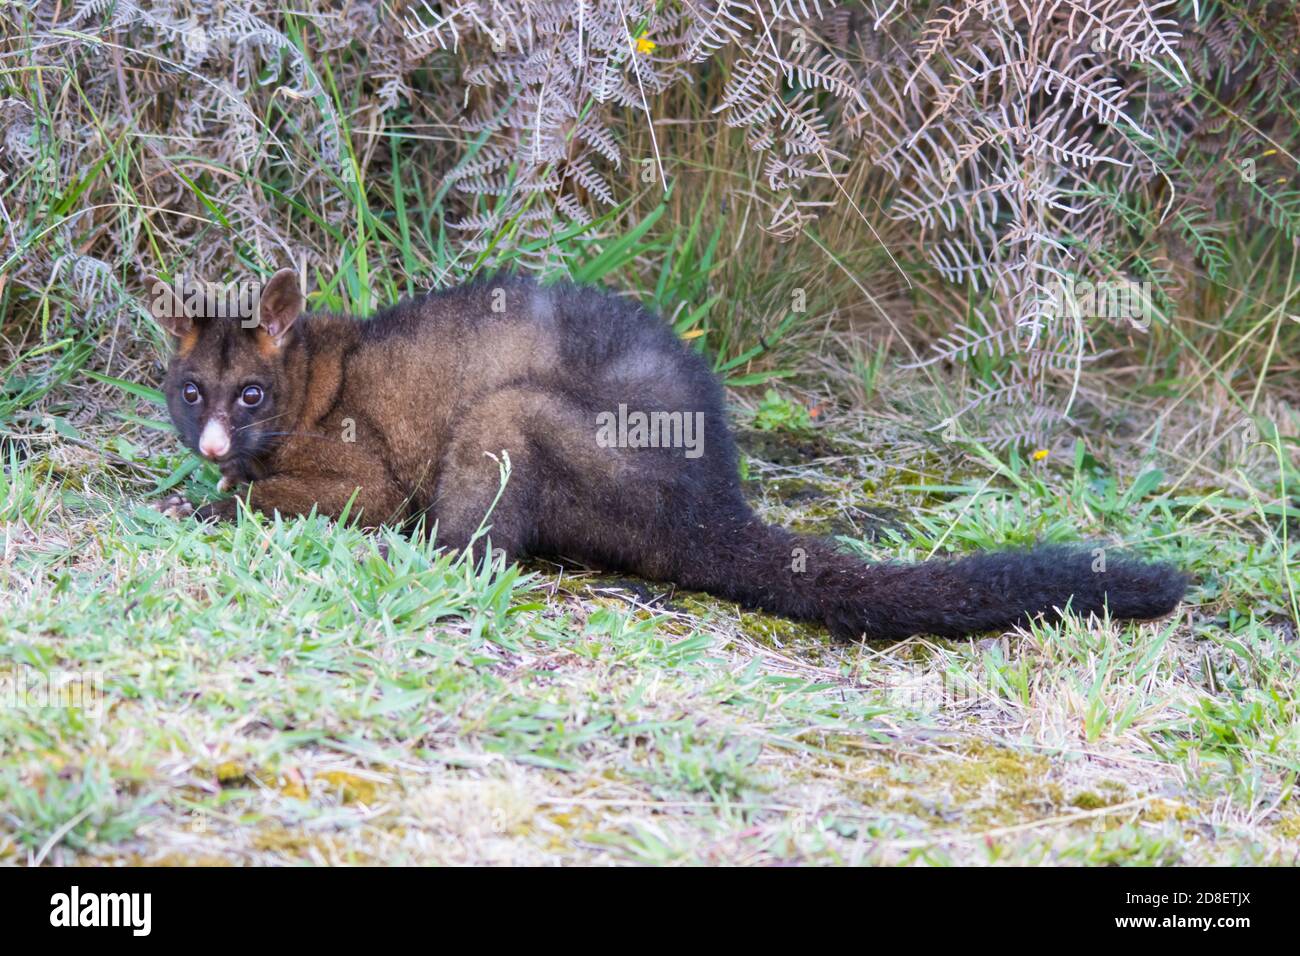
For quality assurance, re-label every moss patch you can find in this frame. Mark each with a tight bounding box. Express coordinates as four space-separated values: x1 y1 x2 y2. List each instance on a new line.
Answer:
316 770 384 806
825 739 1065 830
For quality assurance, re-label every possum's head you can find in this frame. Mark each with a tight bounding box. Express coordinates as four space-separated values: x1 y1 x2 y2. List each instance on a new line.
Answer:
149 269 305 477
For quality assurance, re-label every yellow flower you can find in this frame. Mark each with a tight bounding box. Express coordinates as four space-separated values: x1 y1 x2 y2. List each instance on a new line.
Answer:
635 35 656 54
1032 448 1049 461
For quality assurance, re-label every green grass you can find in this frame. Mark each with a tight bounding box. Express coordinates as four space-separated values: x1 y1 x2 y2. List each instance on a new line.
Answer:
1 390 1296 864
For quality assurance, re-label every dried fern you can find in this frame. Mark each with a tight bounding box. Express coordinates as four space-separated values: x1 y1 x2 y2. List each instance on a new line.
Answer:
2 0 1295 449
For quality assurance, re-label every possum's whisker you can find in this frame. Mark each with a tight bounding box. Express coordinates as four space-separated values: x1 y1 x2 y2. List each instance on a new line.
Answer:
254 430 332 440
234 412 291 433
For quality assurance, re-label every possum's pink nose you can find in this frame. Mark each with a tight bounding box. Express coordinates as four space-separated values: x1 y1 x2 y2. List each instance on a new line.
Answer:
198 419 231 460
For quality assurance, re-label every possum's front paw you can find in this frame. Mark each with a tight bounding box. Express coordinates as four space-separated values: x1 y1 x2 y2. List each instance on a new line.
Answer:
154 493 195 519
194 499 239 523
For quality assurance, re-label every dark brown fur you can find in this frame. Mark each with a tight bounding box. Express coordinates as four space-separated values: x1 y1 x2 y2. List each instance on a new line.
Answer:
153 271 1189 641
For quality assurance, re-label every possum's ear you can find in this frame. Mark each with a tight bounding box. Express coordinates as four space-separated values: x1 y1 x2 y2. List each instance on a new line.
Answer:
145 274 192 338
255 268 304 347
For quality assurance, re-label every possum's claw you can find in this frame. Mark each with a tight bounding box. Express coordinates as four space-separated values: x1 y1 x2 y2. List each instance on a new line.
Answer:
155 493 195 519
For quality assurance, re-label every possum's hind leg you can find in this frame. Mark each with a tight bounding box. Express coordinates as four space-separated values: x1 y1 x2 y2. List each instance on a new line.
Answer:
429 382 690 574
429 386 547 562
430 385 630 565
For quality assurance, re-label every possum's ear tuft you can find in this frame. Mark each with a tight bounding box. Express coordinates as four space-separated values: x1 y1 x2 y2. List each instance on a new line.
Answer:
255 268 304 347
145 274 192 338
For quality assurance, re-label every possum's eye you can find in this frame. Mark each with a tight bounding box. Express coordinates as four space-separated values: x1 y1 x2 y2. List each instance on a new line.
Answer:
182 382 201 404
239 385 264 408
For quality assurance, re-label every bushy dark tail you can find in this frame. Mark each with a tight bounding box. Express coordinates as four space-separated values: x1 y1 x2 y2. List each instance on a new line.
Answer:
679 519 1189 641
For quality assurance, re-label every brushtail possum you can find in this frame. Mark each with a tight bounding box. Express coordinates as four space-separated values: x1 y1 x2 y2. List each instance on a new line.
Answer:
149 270 1188 641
